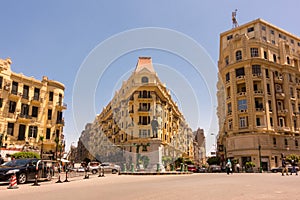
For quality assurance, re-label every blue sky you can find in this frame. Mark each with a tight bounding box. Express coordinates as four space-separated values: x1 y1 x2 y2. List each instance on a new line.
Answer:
1 0 299 154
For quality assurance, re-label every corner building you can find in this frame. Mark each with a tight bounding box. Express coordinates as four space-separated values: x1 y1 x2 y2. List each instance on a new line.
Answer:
0 58 66 159
95 57 194 170
217 19 300 171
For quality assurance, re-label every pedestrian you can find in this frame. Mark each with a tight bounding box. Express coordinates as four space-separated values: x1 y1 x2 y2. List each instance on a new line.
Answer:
226 159 232 175
281 157 288 176
0 155 4 164
236 163 240 173
290 159 298 176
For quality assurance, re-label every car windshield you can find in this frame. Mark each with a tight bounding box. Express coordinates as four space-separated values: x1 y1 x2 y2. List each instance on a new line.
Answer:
2 159 31 167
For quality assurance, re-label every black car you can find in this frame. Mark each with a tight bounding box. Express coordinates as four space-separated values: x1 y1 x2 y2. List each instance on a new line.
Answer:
271 165 299 173
0 158 52 184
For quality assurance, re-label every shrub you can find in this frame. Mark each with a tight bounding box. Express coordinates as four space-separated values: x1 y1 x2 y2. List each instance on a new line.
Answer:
12 152 40 159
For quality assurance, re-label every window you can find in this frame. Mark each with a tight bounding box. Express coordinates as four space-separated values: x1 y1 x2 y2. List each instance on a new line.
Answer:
273 138 277 145
0 76 3 89
279 33 282 38
235 67 245 77
273 54 277 63
252 65 261 74
296 140 299 147
247 27 254 32
49 91 54 101
23 85 29 99
227 103 232 113
9 101 16 113
284 138 288 146
48 109 52 120
262 36 267 41
270 117 273 126
11 81 18 94
267 84 271 95
278 117 285 127
265 69 269 78
33 88 40 101
256 118 261 126
261 26 266 31
250 48 259 57
272 40 275 45
238 99 247 110
236 50 242 61
225 56 229 65
287 57 290 65
21 104 29 116
0 98 2 108
228 119 233 130
46 128 51 140
7 123 14 136
291 39 294 44
32 106 38 118
270 30 274 35
264 51 268 59
141 76 149 83
28 126 38 138
239 117 247 128
227 35 233 40
225 73 230 82
298 42 300 47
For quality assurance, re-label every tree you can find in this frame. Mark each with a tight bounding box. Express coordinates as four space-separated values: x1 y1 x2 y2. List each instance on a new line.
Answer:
207 156 221 165
12 152 40 159
286 154 300 163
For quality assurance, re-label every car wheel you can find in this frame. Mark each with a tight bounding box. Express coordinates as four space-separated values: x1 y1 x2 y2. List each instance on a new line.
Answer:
92 169 98 174
18 173 27 184
273 169 277 173
112 169 117 174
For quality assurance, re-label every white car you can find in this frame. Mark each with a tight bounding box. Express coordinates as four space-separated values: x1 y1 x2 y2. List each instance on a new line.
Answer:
100 163 120 174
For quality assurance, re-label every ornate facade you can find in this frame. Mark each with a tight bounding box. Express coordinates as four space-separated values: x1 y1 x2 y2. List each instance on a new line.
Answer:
0 58 66 159
217 19 300 171
77 57 194 170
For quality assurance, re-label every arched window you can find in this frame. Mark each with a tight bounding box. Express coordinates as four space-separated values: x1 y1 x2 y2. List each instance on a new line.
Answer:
225 56 229 65
273 137 277 145
141 76 149 83
236 50 242 61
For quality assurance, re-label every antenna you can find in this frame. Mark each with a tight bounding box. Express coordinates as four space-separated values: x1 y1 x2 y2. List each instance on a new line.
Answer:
232 9 239 28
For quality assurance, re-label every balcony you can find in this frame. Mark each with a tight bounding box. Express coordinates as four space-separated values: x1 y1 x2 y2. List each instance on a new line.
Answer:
17 114 32 123
56 102 67 110
276 92 285 99
9 90 21 100
255 107 265 112
252 73 262 79
238 109 248 113
274 76 283 83
277 109 288 116
254 90 263 96
31 96 42 105
237 92 246 96
56 119 65 126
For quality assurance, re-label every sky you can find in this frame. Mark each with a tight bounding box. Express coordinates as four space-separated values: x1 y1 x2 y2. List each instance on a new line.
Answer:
1 0 300 155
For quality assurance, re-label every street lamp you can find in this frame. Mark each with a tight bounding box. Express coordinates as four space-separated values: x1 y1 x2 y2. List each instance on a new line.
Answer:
258 144 262 173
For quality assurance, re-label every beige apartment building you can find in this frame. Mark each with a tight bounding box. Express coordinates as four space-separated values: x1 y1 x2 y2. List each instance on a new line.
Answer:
0 58 66 159
217 19 300 171
76 57 194 170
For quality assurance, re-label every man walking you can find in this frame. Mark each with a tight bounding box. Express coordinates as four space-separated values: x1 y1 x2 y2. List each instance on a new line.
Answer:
281 157 288 176
290 159 298 176
0 155 4 164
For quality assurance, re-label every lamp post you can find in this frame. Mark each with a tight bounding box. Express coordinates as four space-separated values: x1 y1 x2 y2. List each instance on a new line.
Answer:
258 144 262 173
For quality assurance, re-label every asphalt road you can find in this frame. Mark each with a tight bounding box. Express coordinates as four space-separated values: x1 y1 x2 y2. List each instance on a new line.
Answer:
1 173 300 200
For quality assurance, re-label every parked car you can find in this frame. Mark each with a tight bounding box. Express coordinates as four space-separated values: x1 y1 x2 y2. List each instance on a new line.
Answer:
197 167 207 173
88 161 101 174
208 165 222 173
100 163 120 174
187 165 197 172
271 165 299 173
0 158 52 184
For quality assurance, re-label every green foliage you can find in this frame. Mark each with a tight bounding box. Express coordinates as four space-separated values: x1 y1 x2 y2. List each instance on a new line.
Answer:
207 156 221 165
12 152 40 159
286 154 300 163
175 157 184 168
245 161 255 168
140 155 150 168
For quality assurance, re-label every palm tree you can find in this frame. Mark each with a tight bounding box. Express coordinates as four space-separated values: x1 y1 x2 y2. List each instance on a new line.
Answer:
39 135 44 160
